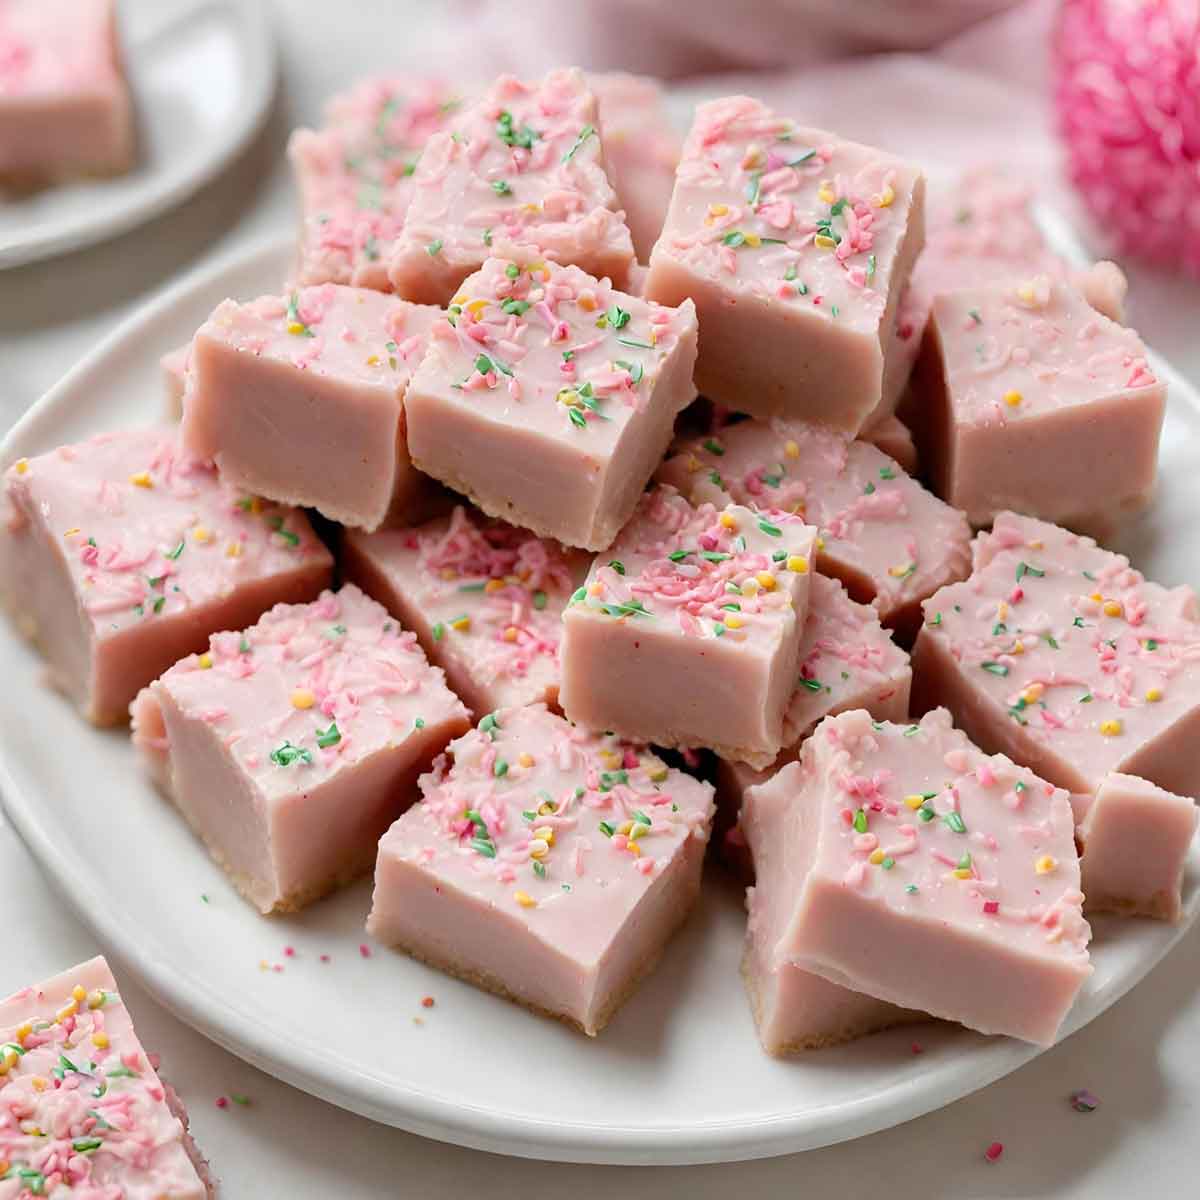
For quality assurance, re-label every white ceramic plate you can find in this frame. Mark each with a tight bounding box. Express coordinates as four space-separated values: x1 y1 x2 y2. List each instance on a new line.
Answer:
1 237 1199 1166
0 0 275 268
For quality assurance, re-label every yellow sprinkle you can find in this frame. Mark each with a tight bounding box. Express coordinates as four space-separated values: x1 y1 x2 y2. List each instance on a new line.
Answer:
465 299 489 318
783 439 800 459
72 984 86 1003
291 688 316 710
537 801 555 816
888 563 913 578
756 571 777 591
366 355 380 367
577 295 596 312
450 293 467 307
1003 389 1022 408
1089 591 1103 603
786 555 809 574
629 822 647 841
1146 687 1163 703
719 512 738 530
244 495 263 514
741 577 760 596
1035 855 1058 875
503 626 519 643
1029 539 1044 550
1099 719 1123 737
817 182 836 204
1016 282 1037 305
484 578 506 594
644 758 669 783
0 1047 16 1070
617 820 634 836
724 615 744 630
30 1077 47 1093
514 890 536 908
869 848 885 865
684 454 701 474
15 1022 32 1044
741 145 764 169
450 616 471 631
599 748 620 768
197 653 213 670
519 752 535 768
86 991 104 1011
192 525 212 544
529 839 549 859
814 234 837 250
903 794 926 810
997 601 1009 621
1011 640 1025 655
1102 599 1123 618
875 184 895 208
708 203 729 218
1020 683 1045 705
129 471 153 488
63 527 80 538
743 232 762 248
92 1031 110 1050
286 321 306 335
626 840 642 857
225 540 243 558
533 825 554 845
953 867 973 880
14 458 28 475
56 1001 77 1023
815 536 825 552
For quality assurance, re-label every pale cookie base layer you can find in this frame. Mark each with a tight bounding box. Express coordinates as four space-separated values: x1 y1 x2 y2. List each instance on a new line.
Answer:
372 876 701 1036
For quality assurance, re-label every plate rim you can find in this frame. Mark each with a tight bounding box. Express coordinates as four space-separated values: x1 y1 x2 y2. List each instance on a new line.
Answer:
1 235 1198 1165
0 0 277 269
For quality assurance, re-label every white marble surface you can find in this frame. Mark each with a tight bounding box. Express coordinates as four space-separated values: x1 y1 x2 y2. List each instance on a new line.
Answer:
3 1 1200 1194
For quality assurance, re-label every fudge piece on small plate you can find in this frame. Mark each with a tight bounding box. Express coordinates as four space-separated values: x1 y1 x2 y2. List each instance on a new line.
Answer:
367 704 714 1035
0 0 134 183
914 511 1200 802
910 275 1166 537
343 504 589 717
715 573 911 825
405 255 697 549
0 956 212 1198
287 76 465 291
1 429 332 726
560 486 816 767
184 284 442 531
657 417 971 636
1077 773 1196 922
588 72 681 261
645 95 924 431
131 585 469 914
389 69 634 304
743 708 1091 1045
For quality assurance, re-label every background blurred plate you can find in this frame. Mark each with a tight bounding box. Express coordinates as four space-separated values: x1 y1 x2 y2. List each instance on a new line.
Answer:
0 0 275 268
0 236 1198 1165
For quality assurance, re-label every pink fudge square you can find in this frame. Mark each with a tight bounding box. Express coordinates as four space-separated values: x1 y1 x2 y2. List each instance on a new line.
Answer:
910 274 1166 537
0 0 134 183
645 96 925 432
342 504 589 718
367 704 714 1035
1077 773 1196 922
588 72 681 262
560 486 817 767
744 708 1091 1044
405 255 698 550
657 418 971 637
0 429 332 726
0 956 212 1198
183 284 442 531
388 69 634 304
913 511 1200 802
160 342 191 420
287 76 465 291
716 573 911 823
131 585 469 914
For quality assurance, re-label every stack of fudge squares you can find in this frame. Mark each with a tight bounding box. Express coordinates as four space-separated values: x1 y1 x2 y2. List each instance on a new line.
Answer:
6 67 1197 1126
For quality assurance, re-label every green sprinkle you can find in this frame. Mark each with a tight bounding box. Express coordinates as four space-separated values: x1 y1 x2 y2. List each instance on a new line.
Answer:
668 549 689 562
471 838 497 858
797 282 809 295
905 883 918 893
881 856 895 870
918 806 935 823
757 519 782 537
601 599 651 619
105 1066 136 1080
1080 691 1093 703
1082 569 1096 581
568 586 587 606
864 481 876 495
72 1138 103 1153
231 1093 251 1107
238 634 250 655
944 811 968 834
483 228 493 246
866 253 877 282
879 467 896 480
746 172 762 207
784 264 798 282
1015 781 1027 792
957 852 973 870
702 438 725 457
479 712 500 736
165 540 185 560
599 821 615 838
700 551 731 563
616 336 653 350
721 603 742 612
708 470 725 487
286 292 316 337
993 622 1008 636
967 308 982 325
1145 638 1160 650
604 305 631 329
981 661 1009 676
200 894 210 904
561 122 595 162
568 407 588 429
431 622 445 641
491 179 512 195
632 809 652 825
414 717 425 729
458 581 486 593
533 860 547 879
1015 561 1045 582
316 722 341 749
501 298 530 315
799 678 823 692
270 741 313 767
788 149 817 166
614 358 644 384
505 263 520 279
713 622 726 637
830 304 840 317
496 109 538 149
722 230 746 247
903 725 920 737
608 559 626 575
928 612 943 627
532 590 547 611
1044 633 1060 649
599 770 629 791
852 809 868 833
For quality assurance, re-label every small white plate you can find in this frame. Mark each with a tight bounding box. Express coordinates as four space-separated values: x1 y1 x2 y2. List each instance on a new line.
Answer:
1 237 1198 1166
0 0 275 268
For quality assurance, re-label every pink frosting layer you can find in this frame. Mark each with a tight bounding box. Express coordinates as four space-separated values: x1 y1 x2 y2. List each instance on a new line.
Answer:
646 94 924 429
744 708 1091 1044
560 485 816 766
0 956 209 1199
389 69 634 303
914 511 1200 801
343 505 589 718
405 254 697 549
287 76 466 290
367 704 714 1032
657 417 971 632
2 429 331 724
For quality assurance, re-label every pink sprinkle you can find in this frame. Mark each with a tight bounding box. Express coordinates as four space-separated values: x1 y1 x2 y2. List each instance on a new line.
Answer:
215 1097 228 1109
983 900 1000 915
985 1141 1004 1164
319 954 331 963
359 943 372 958
283 946 295 958
911 1042 923 1055
421 996 435 1008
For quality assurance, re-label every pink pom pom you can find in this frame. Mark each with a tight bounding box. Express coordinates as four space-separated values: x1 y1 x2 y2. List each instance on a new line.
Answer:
1053 0 1200 275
